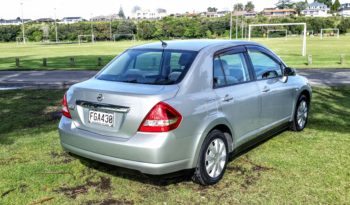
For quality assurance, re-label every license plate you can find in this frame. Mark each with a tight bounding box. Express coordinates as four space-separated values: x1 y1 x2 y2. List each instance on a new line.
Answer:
88 110 114 127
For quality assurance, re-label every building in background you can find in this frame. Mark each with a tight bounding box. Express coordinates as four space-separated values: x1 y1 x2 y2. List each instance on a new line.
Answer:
339 3 350 17
60 17 83 24
0 18 31 25
91 14 121 22
301 1 330 17
131 8 167 20
262 8 297 17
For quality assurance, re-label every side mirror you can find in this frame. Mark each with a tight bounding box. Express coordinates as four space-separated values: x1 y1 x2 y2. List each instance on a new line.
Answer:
284 67 296 76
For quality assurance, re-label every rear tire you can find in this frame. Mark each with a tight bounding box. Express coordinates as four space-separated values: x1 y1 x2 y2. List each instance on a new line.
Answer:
291 95 309 131
192 130 228 185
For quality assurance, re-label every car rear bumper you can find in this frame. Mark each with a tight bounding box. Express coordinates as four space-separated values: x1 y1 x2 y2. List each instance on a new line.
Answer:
58 117 194 175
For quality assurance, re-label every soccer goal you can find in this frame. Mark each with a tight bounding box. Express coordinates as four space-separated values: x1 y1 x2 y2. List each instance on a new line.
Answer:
320 29 340 39
113 34 136 42
267 29 288 40
78 35 95 44
248 23 307 56
16 37 28 45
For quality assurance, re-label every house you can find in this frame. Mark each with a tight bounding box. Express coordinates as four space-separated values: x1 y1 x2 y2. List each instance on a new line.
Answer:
131 9 167 20
233 11 257 18
339 3 350 17
262 8 297 17
35 18 55 23
91 14 121 22
60 17 83 24
200 10 230 18
301 2 330 17
0 18 31 25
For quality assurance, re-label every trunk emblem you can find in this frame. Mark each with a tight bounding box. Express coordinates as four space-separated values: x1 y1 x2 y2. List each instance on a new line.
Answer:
97 94 104 102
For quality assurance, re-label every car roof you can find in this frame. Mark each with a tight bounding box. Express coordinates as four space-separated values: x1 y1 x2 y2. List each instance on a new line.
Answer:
131 39 262 51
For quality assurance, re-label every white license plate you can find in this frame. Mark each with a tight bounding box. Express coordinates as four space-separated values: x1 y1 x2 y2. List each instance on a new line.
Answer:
88 110 114 127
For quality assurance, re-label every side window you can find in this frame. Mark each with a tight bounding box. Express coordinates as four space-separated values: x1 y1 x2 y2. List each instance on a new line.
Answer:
213 52 251 88
248 50 282 80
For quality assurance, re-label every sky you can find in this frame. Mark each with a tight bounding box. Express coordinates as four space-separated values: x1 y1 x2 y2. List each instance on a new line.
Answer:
0 0 347 20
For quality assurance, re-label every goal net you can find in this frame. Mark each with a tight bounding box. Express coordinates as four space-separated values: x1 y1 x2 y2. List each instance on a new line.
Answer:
113 34 136 42
248 23 307 56
320 29 339 39
78 35 95 44
16 37 28 44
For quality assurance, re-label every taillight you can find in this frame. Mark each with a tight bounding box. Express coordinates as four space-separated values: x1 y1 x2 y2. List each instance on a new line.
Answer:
62 93 71 119
138 102 182 132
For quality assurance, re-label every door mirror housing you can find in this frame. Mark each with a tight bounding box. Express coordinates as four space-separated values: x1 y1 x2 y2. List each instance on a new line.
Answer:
284 67 296 76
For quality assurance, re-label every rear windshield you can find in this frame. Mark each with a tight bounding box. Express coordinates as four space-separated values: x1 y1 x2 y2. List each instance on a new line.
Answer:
96 49 198 85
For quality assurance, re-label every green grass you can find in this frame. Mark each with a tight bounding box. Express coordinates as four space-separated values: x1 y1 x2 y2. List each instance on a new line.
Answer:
0 87 349 204
1 36 350 70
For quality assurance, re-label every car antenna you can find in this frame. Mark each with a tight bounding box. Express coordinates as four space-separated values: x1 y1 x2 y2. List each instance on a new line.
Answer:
156 36 167 48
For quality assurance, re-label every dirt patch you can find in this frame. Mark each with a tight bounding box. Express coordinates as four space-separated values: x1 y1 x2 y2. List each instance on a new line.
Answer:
55 176 112 199
226 165 248 175
42 105 61 121
85 198 134 205
50 151 74 164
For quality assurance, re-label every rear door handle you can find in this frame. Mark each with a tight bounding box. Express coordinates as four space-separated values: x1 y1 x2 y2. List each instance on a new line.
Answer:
262 86 270 93
223 94 234 102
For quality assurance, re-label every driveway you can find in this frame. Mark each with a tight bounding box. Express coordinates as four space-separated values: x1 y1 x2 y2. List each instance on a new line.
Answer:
0 69 349 90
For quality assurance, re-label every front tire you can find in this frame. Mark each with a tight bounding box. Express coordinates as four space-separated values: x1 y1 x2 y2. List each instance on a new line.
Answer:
291 95 309 131
192 130 228 185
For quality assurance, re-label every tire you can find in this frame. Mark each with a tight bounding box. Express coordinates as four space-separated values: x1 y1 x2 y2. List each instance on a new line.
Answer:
192 129 228 185
291 95 309 131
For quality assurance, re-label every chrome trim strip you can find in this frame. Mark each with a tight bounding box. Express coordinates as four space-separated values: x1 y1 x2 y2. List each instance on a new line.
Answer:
76 100 130 113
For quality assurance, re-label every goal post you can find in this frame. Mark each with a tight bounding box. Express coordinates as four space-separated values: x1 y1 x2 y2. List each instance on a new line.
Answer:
78 35 95 45
113 34 136 42
320 29 340 39
267 29 288 40
248 23 307 56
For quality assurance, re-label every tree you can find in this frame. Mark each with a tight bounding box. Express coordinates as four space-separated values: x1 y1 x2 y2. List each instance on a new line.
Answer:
316 0 332 8
207 7 218 12
331 0 341 13
118 6 126 19
233 3 244 11
295 1 308 14
131 6 141 13
276 0 294 9
245 1 255 12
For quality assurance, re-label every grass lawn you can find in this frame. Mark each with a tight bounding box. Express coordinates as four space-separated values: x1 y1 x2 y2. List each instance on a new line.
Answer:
0 36 350 70
0 87 349 204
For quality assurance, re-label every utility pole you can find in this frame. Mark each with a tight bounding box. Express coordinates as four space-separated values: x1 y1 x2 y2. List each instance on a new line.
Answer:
90 13 94 43
110 17 112 41
54 8 58 43
241 14 244 39
229 9 233 40
235 14 238 39
20 2 26 43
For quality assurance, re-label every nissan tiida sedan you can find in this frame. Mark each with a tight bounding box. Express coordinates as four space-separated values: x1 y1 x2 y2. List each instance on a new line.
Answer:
59 40 311 185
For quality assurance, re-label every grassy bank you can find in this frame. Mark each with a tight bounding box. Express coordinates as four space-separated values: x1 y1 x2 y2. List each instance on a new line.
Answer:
0 87 349 204
0 36 350 70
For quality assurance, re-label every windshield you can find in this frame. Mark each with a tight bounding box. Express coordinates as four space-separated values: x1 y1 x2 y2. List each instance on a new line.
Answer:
97 49 198 85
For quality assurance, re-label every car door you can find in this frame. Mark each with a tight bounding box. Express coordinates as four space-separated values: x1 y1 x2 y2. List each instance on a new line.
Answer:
213 47 261 142
246 46 295 128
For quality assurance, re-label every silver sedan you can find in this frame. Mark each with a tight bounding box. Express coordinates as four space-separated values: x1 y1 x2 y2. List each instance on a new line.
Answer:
59 40 312 185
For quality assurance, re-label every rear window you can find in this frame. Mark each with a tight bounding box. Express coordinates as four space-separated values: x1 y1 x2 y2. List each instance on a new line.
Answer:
97 49 197 85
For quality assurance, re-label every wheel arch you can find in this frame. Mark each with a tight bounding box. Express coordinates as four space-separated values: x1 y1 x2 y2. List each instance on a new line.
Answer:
189 117 234 168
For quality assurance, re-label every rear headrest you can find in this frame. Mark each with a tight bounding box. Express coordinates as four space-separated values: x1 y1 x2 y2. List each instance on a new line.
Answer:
178 53 192 66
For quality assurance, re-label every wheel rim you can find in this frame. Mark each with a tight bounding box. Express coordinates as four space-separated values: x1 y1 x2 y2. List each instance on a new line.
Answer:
205 138 227 178
297 100 308 129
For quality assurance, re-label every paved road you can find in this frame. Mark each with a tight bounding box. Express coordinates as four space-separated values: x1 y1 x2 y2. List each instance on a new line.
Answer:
0 69 349 90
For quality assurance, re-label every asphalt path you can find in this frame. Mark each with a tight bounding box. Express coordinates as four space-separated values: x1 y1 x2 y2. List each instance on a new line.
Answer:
0 69 349 90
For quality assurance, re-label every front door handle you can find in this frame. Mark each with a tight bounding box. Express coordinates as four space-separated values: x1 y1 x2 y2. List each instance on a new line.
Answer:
223 94 234 102
262 86 270 93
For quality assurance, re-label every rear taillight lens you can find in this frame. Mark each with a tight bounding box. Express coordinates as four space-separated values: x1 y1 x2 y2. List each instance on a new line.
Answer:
62 93 71 119
138 102 182 132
